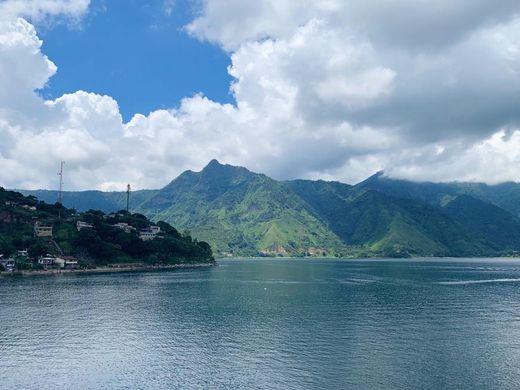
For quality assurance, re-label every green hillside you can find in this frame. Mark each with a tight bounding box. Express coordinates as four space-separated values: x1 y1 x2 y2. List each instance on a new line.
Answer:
358 172 520 217
441 195 520 251
0 187 214 269
133 161 500 257
287 180 491 257
135 160 346 256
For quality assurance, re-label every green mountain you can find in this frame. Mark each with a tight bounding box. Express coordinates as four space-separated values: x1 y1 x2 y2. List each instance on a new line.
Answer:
134 160 346 256
131 161 501 257
287 180 491 257
15 161 520 258
441 195 520 251
358 171 520 217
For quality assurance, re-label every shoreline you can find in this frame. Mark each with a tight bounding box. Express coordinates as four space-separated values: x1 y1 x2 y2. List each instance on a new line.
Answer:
0 262 216 278
217 256 520 260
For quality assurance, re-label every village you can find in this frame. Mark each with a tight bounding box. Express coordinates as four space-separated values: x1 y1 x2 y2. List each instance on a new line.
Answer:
0 195 164 273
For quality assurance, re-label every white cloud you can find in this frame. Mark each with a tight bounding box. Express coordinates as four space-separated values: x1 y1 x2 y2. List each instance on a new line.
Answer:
2 0 520 190
0 0 90 23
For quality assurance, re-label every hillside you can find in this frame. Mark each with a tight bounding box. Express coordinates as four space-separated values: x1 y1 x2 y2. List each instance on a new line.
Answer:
441 195 520 251
135 160 346 256
287 180 491 257
358 172 520 217
0 187 214 270
131 161 501 257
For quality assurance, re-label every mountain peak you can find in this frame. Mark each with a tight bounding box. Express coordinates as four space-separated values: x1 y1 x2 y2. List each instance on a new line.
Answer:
356 170 385 186
200 159 253 177
205 159 223 169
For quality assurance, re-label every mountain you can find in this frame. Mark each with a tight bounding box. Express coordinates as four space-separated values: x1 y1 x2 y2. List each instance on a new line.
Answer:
134 160 346 256
132 160 499 257
287 180 491 257
14 161 520 258
358 172 520 217
441 195 520 250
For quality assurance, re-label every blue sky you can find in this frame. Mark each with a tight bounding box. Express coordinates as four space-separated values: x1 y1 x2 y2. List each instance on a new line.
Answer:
38 0 233 121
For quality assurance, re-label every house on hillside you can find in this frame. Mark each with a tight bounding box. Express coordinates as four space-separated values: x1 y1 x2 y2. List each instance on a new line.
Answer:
38 255 57 267
0 257 15 272
113 222 136 234
34 222 53 238
54 256 79 269
139 226 161 241
76 221 93 231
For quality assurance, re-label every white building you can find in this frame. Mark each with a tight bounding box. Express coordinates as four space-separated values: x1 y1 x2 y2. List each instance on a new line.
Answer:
34 222 53 238
0 258 15 272
139 226 162 241
139 230 156 241
76 221 93 231
54 256 79 269
38 256 56 267
113 223 136 234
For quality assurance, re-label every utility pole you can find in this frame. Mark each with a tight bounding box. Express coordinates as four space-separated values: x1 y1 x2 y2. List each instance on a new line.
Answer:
126 184 131 213
57 161 65 205
57 161 65 220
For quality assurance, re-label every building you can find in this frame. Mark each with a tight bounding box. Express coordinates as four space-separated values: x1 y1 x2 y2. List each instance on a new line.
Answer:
34 222 53 238
38 255 56 267
17 250 29 257
0 257 15 272
76 221 93 231
113 222 136 234
139 226 162 241
139 230 156 241
54 256 79 269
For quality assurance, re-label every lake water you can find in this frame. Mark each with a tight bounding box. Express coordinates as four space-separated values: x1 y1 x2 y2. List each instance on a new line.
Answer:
1 258 520 389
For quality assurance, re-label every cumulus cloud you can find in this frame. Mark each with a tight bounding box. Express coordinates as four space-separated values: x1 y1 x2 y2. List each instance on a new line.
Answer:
0 0 90 23
2 0 520 190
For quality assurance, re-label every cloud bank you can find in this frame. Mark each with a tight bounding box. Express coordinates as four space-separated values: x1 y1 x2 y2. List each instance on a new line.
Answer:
1 0 520 190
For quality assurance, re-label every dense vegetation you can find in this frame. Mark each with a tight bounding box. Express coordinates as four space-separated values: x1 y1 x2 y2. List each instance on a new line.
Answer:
287 181 493 257
357 171 520 217
19 160 520 258
134 160 346 256
0 187 214 269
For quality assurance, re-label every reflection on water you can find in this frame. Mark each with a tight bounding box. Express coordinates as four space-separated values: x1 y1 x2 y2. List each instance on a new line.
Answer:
1 258 520 389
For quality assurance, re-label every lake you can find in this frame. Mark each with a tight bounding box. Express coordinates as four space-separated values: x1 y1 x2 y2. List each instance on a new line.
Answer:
1 258 520 389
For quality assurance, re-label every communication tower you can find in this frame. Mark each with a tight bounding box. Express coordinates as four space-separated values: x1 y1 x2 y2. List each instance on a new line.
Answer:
126 184 131 212
57 161 65 205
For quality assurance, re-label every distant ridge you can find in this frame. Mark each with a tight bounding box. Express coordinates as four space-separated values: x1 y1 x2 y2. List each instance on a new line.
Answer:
18 160 520 258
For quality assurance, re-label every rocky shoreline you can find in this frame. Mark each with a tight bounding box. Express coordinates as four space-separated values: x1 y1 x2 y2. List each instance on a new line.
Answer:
0 262 216 278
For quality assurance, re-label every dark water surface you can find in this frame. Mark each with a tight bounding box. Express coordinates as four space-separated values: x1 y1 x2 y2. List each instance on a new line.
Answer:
1 258 520 389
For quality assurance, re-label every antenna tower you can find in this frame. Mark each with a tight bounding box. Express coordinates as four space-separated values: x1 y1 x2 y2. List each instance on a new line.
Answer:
57 161 65 205
126 184 131 213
